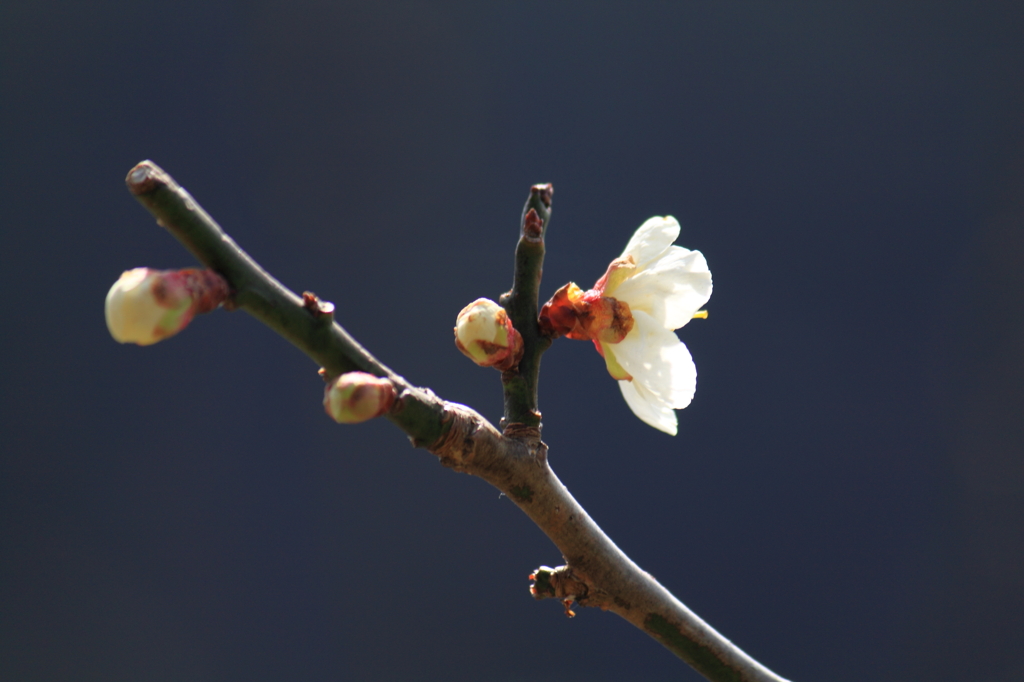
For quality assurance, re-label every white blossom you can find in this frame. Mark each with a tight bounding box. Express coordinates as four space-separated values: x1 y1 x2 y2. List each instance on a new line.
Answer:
597 217 712 435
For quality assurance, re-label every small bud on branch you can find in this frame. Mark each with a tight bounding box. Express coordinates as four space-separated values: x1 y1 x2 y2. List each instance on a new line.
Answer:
454 298 524 371
104 267 229 345
323 372 396 424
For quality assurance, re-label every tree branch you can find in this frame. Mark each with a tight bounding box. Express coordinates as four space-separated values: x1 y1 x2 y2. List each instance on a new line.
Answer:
499 184 553 430
123 160 791 682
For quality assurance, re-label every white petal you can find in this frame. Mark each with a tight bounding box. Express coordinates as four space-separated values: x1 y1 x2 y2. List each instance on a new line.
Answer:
612 311 696 408
620 216 680 268
612 247 712 329
619 380 678 435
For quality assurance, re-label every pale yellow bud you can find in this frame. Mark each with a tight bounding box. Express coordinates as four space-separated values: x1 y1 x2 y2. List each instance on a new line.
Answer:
323 372 396 424
105 268 195 345
454 298 523 370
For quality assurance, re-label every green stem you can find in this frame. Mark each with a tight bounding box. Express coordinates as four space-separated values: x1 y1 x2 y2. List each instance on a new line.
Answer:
125 161 447 447
500 184 553 430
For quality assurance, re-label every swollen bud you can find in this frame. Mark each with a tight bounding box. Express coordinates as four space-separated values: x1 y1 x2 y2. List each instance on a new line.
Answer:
454 298 524 371
323 372 396 424
105 267 229 345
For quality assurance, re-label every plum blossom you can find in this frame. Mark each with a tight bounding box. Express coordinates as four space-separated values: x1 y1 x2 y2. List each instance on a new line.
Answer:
540 217 711 434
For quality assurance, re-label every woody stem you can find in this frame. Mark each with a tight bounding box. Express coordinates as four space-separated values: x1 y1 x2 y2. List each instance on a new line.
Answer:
499 183 554 431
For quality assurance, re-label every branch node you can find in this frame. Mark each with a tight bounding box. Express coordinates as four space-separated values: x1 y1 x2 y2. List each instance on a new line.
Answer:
529 565 589 606
501 422 543 449
302 291 336 322
425 401 500 470
184 269 231 314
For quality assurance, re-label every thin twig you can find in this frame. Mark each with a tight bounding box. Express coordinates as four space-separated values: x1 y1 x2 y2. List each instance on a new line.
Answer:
499 184 553 431
124 160 791 682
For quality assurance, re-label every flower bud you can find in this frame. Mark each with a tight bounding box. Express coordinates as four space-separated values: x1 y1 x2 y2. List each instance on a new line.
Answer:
323 372 396 424
105 268 190 345
454 298 523 370
105 268 229 346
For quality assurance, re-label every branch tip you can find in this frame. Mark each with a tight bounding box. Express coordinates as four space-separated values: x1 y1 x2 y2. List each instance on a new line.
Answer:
531 183 553 208
126 160 167 195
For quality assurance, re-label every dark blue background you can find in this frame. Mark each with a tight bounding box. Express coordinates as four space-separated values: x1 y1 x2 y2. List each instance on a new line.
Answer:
3 2 1023 680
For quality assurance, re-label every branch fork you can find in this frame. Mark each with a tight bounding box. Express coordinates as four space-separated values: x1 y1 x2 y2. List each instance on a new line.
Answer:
121 160 790 682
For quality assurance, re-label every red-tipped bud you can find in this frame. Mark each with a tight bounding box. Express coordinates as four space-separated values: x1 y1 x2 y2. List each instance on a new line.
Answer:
323 372 396 424
454 298 524 371
105 267 229 345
